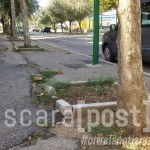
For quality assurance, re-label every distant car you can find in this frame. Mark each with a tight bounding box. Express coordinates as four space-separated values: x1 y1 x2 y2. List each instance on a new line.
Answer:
17 28 23 34
30 28 41 32
41 27 51 33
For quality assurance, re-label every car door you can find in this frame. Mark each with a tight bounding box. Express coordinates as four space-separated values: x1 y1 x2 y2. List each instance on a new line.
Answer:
141 1 150 61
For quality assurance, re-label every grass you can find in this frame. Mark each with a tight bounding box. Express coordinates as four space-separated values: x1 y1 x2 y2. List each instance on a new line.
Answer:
39 70 57 78
47 80 70 89
27 130 43 145
30 70 57 83
31 93 55 106
87 76 117 86
31 76 117 106
91 124 125 138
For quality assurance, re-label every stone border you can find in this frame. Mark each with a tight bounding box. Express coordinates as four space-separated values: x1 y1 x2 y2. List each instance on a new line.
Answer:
14 46 43 51
56 99 117 118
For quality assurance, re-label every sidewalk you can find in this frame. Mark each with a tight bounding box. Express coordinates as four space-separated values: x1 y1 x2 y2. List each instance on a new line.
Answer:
2 34 150 150
14 38 150 92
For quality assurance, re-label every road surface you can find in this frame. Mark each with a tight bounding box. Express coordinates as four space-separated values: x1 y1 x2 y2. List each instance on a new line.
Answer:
30 32 150 73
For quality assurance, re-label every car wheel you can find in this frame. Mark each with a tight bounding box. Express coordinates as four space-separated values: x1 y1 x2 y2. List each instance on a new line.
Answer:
103 45 115 62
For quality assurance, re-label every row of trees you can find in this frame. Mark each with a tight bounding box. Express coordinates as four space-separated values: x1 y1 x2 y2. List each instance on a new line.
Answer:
39 0 118 33
39 0 92 33
0 0 39 47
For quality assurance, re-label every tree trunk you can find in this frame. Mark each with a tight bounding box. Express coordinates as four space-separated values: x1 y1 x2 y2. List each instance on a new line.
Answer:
53 23 56 33
10 0 17 38
117 0 147 136
20 0 31 47
100 11 103 29
69 21 72 34
89 17 91 30
78 21 82 34
61 22 63 33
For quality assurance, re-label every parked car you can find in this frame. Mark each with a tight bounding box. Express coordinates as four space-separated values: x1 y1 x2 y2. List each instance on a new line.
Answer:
17 28 23 34
41 27 51 33
102 0 150 62
30 27 41 32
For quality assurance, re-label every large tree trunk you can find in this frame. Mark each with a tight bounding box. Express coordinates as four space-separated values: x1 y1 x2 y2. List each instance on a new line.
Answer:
117 0 147 136
10 0 17 38
20 0 31 47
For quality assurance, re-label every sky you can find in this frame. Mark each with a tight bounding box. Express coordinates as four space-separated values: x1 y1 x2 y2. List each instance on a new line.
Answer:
38 0 50 8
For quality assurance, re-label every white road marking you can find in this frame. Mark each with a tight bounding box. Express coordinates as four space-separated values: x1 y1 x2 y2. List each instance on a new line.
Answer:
87 42 102 45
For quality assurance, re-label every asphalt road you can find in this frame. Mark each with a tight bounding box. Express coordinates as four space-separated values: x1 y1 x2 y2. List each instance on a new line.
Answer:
30 32 150 73
31 32 104 58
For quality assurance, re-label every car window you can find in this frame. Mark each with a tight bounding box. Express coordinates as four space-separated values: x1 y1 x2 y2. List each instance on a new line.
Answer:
142 2 150 27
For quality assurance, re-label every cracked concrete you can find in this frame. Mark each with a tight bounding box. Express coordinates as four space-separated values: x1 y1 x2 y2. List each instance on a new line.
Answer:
0 35 43 149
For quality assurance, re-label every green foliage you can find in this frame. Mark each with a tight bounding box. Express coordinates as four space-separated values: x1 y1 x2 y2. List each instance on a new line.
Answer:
101 0 118 12
90 0 118 12
91 124 125 138
39 13 51 26
87 76 116 86
39 70 57 79
39 0 92 33
0 0 39 17
48 80 70 89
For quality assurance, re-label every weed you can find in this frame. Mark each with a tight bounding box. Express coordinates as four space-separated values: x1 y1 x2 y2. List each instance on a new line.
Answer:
39 70 57 78
91 124 125 138
48 80 70 89
87 76 116 86
30 70 57 83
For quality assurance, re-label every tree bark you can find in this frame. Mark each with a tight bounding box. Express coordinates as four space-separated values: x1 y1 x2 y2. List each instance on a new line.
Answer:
117 0 147 136
89 17 91 30
78 21 82 34
69 21 72 34
53 23 56 33
10 0 17 38
20 0 31 47
100 11 103 29
61 22 63 33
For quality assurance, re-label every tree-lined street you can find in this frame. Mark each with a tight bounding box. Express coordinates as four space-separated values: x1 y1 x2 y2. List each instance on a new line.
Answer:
1 0 150 149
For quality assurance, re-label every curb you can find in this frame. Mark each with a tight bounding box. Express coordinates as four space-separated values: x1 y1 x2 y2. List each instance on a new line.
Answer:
56 99 117 118
14 45 43 51
36 40 117 66
34 40 150 78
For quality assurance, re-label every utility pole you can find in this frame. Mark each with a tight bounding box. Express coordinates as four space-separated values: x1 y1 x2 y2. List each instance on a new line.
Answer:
93 0 100 65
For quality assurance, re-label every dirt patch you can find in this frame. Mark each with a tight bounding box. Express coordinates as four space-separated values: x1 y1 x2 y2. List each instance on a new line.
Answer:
56 84 117 105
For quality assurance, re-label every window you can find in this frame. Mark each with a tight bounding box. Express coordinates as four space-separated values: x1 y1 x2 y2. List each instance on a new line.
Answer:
142 2 150 27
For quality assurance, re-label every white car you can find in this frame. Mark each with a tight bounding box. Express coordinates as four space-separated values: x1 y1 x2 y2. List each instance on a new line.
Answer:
30 27 41 32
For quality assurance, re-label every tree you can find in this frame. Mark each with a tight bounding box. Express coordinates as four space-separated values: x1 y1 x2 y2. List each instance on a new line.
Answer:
39 10 51 27
10 0 17 38
75 0 92 33
64 0 76 33
20 0 31 47
50 0 67 33
117 0 147 136
39 9 58 32
0 0 39 35
90 0 118 27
